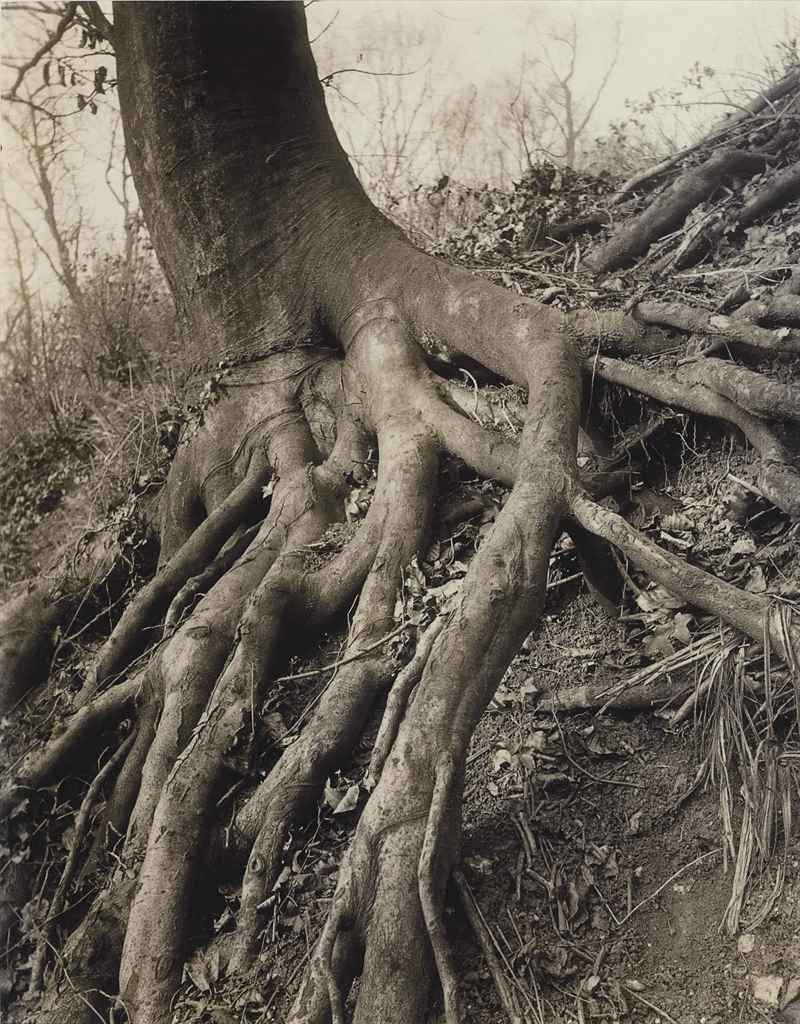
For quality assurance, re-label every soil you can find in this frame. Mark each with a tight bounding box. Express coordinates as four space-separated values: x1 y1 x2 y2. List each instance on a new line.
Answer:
3 428 799 1024
3 99 800 1023
131 439 796 1024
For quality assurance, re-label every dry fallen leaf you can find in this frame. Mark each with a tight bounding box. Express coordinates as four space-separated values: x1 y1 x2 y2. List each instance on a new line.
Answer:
332 783 360 815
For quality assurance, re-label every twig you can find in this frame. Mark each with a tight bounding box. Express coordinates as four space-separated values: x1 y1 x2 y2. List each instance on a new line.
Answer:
453 871 524 1024
614 848 720 927
675 264 796 280
275 624 405 682
550 713 640 790
546 570 582 591
3 2 78 100
625 986 683 1024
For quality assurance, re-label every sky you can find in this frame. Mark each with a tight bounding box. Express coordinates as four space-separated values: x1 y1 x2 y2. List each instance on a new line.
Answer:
309 1 798 114
309 1 799 159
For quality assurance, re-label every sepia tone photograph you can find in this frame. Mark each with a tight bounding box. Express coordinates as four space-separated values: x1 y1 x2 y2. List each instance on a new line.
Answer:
1 2 799 1022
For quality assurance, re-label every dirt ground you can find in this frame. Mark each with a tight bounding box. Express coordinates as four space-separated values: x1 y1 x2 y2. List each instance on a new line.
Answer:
141 437 798 1024
2 418 799 1024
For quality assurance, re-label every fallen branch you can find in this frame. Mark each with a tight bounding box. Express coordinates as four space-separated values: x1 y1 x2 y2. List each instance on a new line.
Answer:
739 159 800 226
588 150 767 275
678 356 800 422
637 299 800 354
588 355 800 517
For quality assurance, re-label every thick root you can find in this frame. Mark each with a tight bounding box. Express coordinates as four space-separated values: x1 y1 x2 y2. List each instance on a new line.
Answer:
679 356 800 422
2 675 142 817
294 334 577 1021
587 149 766 275
119 452 366 1018
90 456 270 693
28 732 135 996
233 425 439 966
163 522 260 630
589 355 800 517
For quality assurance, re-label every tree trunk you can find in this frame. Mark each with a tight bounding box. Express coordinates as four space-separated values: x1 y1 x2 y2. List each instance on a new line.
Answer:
114 2 402 371
3 5 800 1024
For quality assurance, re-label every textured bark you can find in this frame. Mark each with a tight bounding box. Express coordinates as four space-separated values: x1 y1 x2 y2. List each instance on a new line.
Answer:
611 67 800 203
587 149 767 275
739 160 800 226
636 300 800 355
590 355 800 517
680 356 800 422
4 6 800 1024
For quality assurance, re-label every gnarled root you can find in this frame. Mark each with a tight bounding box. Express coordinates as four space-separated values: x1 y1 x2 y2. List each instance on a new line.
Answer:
88 456 271 697
232 416 439 967
586 149 767 275
18 227 800 1024
0 527 134 714
291 330 577 1022
678 356 800 423
589 355 800 517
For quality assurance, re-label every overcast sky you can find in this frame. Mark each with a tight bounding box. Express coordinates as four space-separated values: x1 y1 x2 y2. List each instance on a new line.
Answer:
309 1 798 143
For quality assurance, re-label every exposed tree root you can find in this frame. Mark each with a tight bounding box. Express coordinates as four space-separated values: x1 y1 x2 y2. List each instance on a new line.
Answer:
27 731 135 996
163 522 260 631
738 159 800 226
588 355 800 517
541 676 692 713
587 149 767 275
609 66 800 203
94 700 159 852
15 287 800 1024
38 876 134 1024
7 10 800 1024
636 300 800 355
89 456 270 694
419 752 461 1023
233 386 439 967
366 612 448 789
10 282 800 1024
736 294 800 327
453 869 525 1024
2 674 142 818
679 356 800 422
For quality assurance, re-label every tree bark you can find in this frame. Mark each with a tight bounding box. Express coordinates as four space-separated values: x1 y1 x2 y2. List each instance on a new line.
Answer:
4 6 800 1024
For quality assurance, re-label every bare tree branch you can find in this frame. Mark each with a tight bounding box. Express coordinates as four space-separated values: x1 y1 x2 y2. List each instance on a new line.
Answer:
78 0 114 45
3 1 77 100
